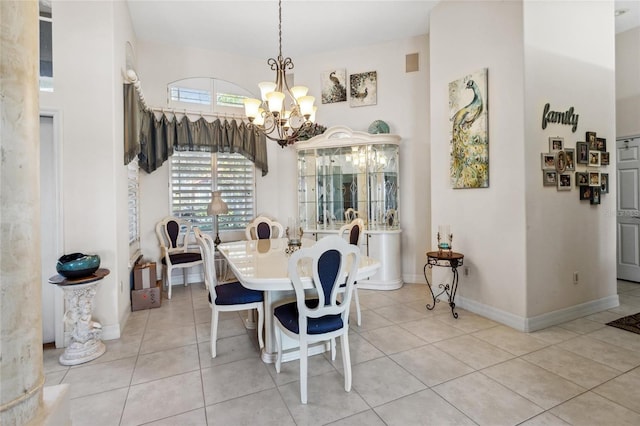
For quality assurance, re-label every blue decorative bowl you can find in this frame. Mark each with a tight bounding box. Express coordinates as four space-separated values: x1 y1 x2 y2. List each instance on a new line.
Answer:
56 253 100 279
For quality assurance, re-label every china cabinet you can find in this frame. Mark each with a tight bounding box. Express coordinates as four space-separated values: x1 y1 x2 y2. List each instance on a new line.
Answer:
295 126 402 289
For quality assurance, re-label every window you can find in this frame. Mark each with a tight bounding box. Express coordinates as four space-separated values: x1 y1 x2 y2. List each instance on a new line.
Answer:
170 151 255 232
169 87 211 105
39 1 53 92
128 159 140 258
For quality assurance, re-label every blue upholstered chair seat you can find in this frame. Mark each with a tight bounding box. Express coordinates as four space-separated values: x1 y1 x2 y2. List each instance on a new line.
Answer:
162 252 202 265
274 299 343 335
214 281 264 305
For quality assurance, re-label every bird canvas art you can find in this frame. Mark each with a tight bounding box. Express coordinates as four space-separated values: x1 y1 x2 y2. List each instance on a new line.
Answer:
350 71 377 107
449 68 489 188
321 69 347 104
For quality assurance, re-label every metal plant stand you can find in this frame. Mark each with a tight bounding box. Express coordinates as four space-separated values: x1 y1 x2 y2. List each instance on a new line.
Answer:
423 251 464 318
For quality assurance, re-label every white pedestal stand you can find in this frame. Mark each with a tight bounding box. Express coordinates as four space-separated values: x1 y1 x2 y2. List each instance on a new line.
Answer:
49 269 109 366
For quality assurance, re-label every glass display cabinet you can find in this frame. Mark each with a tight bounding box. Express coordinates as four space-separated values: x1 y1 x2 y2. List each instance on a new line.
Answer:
295 126 402 289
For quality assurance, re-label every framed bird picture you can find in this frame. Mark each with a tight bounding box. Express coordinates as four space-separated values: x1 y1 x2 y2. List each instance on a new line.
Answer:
349 71 377 107
449 68 489 189
321 69 347 104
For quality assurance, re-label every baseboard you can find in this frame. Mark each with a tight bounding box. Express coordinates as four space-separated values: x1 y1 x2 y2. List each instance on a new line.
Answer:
525 295 620 332
403 273 427 285
101 323 121 341
457 294 620 332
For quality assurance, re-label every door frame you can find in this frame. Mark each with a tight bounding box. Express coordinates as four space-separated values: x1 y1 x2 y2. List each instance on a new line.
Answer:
40 108 65 348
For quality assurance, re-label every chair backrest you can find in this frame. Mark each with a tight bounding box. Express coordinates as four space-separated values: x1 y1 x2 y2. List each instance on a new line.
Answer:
245 216 284 240
385 209 398 227
288 236 360 332
156 216 196 253
344 208 359 222
193 227 219 295
339 218 365 247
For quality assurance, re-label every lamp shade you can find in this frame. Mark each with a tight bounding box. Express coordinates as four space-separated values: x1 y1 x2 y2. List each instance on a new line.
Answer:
208 191 228 215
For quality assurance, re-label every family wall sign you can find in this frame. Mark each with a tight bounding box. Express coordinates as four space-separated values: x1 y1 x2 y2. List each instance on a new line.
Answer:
541 103 579 133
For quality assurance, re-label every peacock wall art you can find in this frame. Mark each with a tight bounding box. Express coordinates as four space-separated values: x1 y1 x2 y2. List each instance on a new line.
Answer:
448 68 489 188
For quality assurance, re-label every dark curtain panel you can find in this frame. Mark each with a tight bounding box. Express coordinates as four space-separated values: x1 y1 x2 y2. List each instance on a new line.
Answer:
123 84 142 165
124 83 268 176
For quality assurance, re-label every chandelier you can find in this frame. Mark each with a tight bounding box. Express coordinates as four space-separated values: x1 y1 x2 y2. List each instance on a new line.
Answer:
243 0 317 148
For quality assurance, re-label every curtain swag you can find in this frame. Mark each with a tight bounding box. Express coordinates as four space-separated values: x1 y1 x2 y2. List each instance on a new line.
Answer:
123 83 268 176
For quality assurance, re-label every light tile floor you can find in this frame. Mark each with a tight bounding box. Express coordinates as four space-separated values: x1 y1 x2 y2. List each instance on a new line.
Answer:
44 280 640 425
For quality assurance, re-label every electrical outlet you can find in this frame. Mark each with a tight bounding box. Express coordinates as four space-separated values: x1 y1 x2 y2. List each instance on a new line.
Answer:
573 271 579 285
464 267 470 276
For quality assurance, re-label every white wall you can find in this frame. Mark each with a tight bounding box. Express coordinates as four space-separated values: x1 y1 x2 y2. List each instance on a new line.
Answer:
616 27 640 138
136 35 431 284
430 0 528 319
39 0 136 339
523 0 617 322
430 0 617 330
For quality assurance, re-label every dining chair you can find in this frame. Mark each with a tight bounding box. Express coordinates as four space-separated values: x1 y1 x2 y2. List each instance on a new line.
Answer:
338 218 365 326
155 216 203 299
273 236 360 404
193 227 264 358
245 215 285 240
344 208 359 222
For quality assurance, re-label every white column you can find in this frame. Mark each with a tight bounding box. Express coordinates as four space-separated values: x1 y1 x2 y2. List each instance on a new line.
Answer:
0 1 46 424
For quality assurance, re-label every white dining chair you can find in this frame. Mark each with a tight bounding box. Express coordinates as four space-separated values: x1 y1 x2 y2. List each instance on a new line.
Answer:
273 236 360 404
245 216 285 240
155 216 203 299
194 227 264 358
338 218 365 326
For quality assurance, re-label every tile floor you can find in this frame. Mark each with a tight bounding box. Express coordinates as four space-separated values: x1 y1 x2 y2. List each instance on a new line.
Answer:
44 280 640 425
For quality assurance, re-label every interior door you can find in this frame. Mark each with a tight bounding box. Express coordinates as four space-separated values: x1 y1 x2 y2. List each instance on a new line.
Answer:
617 136 640 282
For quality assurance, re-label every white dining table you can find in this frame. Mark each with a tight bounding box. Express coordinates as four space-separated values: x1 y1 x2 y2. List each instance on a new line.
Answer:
217 238 380 363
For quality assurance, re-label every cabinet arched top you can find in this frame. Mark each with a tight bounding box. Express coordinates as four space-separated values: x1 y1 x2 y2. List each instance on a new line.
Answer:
295 125 401 151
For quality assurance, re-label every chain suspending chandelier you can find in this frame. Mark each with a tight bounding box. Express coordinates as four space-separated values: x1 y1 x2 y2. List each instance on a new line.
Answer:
243 0 317 148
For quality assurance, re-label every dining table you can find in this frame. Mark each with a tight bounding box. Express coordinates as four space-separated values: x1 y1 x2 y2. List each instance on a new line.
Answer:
216 237 381 363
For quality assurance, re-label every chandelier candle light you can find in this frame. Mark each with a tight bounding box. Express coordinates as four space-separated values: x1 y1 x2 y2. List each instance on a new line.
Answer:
208 191 229 246
243 0 317 148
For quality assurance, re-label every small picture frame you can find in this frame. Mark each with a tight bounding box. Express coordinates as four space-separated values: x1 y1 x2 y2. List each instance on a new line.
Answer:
541 153 556 170
596 137 606 152
591 187 601 205
601 152 610 166
558 173 572 191
555 150 568 173
564 148 575 171
549 137 564 152
543 171 557 186
589 171 601 187
600 173 609 194
589 151 601 167
575 172 589 186
580 185 592 200
576 142 589 164
586 131 597 147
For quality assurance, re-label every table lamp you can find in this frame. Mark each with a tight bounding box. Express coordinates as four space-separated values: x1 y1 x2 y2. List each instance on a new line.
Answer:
208 191 228 246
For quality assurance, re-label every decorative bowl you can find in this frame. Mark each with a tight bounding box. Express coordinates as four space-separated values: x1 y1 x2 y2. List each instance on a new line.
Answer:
367 120 390 134
56 253 101 279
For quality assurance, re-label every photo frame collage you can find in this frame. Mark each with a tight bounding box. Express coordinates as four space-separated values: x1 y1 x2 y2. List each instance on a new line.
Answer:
321 69 377 107
541 131 609 205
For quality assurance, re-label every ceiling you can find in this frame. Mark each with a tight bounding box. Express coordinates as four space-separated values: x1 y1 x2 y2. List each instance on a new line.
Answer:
126 0 640 59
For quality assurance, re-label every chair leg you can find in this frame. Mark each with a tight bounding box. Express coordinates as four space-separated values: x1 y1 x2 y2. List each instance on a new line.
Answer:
341 332 352 392
256 304 265 350
300 341 308 404
274 326 282 373
330 338 336 361
354 285 361 326
210 308 219 358
166 266 172 300
183 267 188 287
